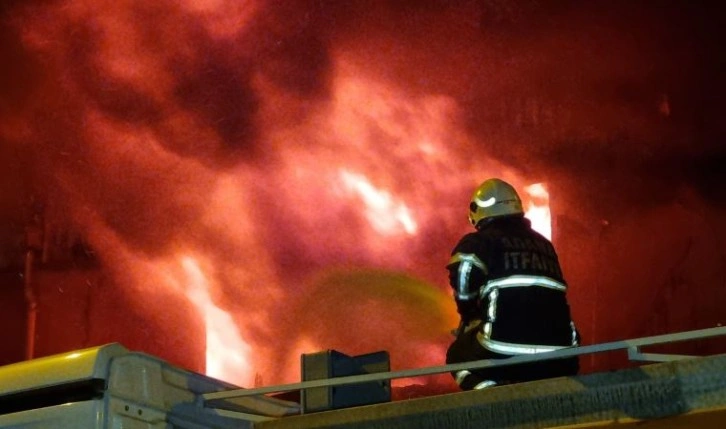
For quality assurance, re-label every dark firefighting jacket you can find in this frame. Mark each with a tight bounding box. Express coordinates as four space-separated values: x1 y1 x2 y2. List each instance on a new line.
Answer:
448 215 578 355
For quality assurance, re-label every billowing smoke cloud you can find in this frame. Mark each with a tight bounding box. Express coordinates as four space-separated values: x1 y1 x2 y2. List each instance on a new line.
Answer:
1 0 724 386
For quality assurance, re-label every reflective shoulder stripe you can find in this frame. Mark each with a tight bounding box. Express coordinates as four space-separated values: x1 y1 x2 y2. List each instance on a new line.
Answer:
448 253 487 274
455 261 474 300
477 335 571 355
450 253 487 301
481 275 566 297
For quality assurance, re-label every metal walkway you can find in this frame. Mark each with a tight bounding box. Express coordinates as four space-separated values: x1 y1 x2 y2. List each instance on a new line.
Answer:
200 326 726 428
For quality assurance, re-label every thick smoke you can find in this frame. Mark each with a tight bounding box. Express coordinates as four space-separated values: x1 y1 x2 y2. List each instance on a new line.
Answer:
1 0 724 385
2 0 719 257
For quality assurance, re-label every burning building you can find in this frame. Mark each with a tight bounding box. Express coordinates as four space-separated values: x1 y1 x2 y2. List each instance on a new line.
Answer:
0 0 724 394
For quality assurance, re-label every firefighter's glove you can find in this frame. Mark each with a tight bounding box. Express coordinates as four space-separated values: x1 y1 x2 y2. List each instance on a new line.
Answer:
464 319 482 333
451 319 482 337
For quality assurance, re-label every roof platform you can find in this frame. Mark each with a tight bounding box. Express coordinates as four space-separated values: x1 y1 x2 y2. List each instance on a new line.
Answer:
200 326 726 428
253 351 726 428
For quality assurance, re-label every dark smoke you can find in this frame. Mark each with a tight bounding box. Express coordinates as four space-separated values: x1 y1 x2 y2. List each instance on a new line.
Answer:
3 0 723 226
1 0 724 382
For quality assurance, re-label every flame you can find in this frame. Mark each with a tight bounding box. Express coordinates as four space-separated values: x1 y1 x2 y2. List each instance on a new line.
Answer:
339 169 417 236
179 256 252 385
4 0 558 393
524 183 552 241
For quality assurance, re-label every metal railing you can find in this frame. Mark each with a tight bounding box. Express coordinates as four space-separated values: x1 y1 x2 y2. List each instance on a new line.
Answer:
201 326 726 404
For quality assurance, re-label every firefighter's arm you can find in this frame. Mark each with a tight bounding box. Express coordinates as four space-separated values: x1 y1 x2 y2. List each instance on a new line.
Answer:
447 251 488 325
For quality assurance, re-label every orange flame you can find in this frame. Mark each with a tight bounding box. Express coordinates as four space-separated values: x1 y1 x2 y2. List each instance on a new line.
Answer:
339 169 417 236
7 0 558 393
180 256 252 385
524 183 552 241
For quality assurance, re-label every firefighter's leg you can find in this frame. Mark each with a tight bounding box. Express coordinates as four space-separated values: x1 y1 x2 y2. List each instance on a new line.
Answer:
446 329 501 391
505 355 580 384
454 370 499 391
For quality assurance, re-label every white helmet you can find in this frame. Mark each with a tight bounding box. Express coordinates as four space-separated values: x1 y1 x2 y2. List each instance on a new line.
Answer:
468 178 523 227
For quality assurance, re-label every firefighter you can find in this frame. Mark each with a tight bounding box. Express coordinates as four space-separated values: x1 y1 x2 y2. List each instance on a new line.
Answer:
446 178 579 390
